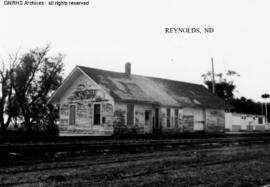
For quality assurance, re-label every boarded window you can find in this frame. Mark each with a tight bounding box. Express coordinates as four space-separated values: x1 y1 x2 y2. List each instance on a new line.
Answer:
175 108 179 128
69 105 76 125
127 104 134 126
167 108 171 128
183 115 194 131
94 104 101 125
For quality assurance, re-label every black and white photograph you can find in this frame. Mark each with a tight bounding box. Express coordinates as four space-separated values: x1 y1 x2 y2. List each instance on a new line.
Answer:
1 0 270 186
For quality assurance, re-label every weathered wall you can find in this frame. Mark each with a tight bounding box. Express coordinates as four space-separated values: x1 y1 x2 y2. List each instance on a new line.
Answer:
162 107 225 133
160 108 178 129
205 109 225 132
225 112 233 130
160 107 184 134
161 107 205 133
59 73 114 135
113 102 155 134
114 102 127 126
134 104 155 133
183 108 204 131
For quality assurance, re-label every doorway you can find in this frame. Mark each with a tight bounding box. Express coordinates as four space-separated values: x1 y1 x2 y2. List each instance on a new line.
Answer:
145 110 152 133
153 108 161 134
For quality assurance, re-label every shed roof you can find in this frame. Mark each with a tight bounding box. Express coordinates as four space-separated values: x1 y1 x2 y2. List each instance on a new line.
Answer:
78 65 230 109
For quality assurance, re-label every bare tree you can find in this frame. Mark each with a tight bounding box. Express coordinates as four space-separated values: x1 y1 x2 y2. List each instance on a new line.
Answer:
0 53 18 131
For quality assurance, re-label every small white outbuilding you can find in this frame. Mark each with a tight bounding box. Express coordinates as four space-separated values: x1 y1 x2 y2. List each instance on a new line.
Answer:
225 112 267 131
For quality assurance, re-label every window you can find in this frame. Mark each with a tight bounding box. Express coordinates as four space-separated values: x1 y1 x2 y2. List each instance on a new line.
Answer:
94 104 101 125
167 108 171 128
69 105 76 125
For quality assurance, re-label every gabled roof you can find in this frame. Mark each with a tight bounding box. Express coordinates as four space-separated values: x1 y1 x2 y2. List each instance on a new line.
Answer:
77 65 230 109
48 67 84 104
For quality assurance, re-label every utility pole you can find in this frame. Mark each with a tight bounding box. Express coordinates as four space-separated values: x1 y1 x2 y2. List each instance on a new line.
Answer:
211 57 216 94
262 102 264 115
262 93 269 123
266 102 268 123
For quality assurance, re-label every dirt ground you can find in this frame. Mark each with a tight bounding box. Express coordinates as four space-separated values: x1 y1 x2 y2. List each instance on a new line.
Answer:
1 143 270 186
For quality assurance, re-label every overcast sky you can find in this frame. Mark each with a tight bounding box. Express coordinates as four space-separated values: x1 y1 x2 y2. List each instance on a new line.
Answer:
0 0 270 102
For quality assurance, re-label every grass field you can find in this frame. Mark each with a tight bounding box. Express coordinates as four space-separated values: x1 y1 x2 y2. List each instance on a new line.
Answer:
1 143 270 186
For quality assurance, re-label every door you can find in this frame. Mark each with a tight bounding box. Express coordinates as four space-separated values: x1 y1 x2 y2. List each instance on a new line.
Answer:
153 108 161 134
127 104 134 126
69 105 76 125
145 110 152 133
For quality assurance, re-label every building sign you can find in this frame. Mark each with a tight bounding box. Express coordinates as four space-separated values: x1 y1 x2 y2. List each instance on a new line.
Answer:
74 89 96 99
68 89 96 100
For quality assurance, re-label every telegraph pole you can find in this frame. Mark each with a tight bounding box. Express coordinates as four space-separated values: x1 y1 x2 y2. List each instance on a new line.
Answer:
262 93 269 123
262 102 264 115
211 58 216 94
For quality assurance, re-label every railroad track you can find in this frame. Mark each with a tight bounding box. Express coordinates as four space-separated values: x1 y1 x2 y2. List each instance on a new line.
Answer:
1 135 270 155
1 144 270 187
1 133 270 186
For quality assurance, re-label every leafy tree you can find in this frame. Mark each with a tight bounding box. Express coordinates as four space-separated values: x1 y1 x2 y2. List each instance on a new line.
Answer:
202 70 268 117
12 46 64 131
230 97 261 114
202 70 240 101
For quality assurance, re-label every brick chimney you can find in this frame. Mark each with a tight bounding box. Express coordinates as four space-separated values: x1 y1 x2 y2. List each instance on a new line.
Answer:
125 62 131 76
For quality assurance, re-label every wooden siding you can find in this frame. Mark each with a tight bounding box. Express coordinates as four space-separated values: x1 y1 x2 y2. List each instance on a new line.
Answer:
59 73 114 135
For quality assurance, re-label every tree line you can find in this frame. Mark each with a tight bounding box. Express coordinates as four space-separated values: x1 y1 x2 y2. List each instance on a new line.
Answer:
0 46 64 132
202 70 268 120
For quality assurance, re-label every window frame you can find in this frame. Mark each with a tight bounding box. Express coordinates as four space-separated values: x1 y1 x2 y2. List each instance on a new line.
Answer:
69 104 77 126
